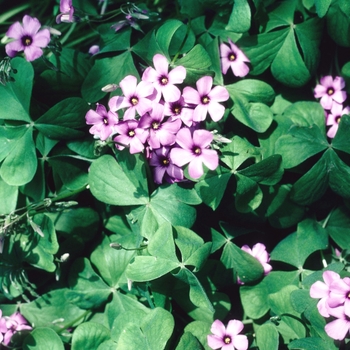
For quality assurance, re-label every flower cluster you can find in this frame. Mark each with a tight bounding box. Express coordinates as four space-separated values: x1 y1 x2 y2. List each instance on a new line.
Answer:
237 243 272 285
0 310 32 346
207 319 248 350
314 76 349 138
310 270 350 340
85 54 230 183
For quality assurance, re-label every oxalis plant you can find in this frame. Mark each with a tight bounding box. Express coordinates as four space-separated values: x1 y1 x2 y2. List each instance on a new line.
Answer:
1 0 350 349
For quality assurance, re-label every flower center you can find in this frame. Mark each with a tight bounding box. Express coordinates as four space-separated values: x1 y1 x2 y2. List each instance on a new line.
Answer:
336 116 342 124
171 102 182 115
223 336 231 344
130 97 139 106
152 121 160 130
201 96 210 104
22 35 32 47
229 53 236 61
193 146 201 155
162 158 170 166
327 88 334 96
128 130 135 137
160 75 168 85
103 117 109 125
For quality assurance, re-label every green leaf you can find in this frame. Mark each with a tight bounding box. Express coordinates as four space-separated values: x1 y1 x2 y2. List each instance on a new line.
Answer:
35 97 89 140
238 154 283 185
271 218 328 268
240 279 270 319
82 51 139 103
288 337 337 350
315 0 332 17
332 114 350 154
220 135 259 170
226 0 251 33
91 233 139 288
327 0 350 47
71 322 110 350
97 26 132 54
275 125 328 169
256 323 279 350
23 327 65 350
67 258 111 309
175 332 202 350
234 173 263 213
328 149 350 199
175 44 213 83
195 169 232 210
326 206 350 249
184 320 211 350
125 256 179 281
20 289 87 331
132 30 163 65
88 155 149 206
221 241 264 283
0 126 37 186
0 57 33 122
0 177 18 214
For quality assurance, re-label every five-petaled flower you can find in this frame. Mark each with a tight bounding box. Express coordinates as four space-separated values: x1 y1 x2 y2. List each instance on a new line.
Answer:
142 54 186 102
220 39 250 77
170 128 218 179
207 319 248 350
5 15 51 62
85 103 119 141
0 311 32 345
183 76 229 122
149 146 184 184
109 75 155 120
314 76 347 110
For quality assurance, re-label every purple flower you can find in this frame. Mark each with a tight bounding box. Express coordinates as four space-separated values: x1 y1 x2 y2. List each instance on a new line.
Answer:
5 15 51 62
207 319 248 350
142 54 186 102
328 277 350 317
88 45 100 55
241 243 272 275
310 270 341 317
164 97 195 127
326 102 350 138
113 119 148 154
1 312 32 345
170 128 218 179
220 39 250 77
138 103 182 149
149 147 184 184
314 76 347 110
182 76 229 122
85 103 119 141
108 75 155 120
111 15 138 32
56 0 75 23
325 306 350 341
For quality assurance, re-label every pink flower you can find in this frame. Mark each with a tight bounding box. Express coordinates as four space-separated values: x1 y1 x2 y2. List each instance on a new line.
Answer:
108 75 155 120
113 119 148 154
142 54 186 102
326 102 350 138
88 45 100 55
85 103 119 141
220 39 250 77
149 147 184 184
1 312 32 345
138 103 182 149
164 97 195 127
310 271 341 317
325 306 350 341
328 277 350 317
207 319 248 350
170 128 218 179
314 76 347 110
182 76 229 122
5 15 51 62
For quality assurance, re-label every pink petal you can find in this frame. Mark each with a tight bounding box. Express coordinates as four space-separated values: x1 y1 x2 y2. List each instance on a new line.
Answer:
183 86 200 105
153 54 169 75
208 86 229 102
168 65 186 84
320 75 334 87
232 334 249 350
310 281 328 298
162 84 181 102
24 45 44 61
207 101 225 122
170 147 194 167
32 29 51 48
333 76 345 90
193 129 213 148
193 104 208 122
325 318 350 341
231 61 250 77
196 76 213 96
6 21 24 39
175 127 193 150
201 149 219 170
120 75 137 97
142 66 158 83
323 271 340 285
207 335 225 349
22 15 41 35
188 156 204 178
226 319 244 336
